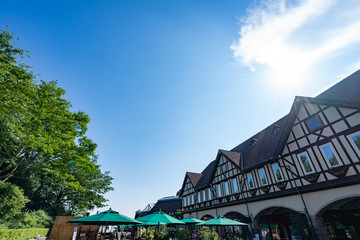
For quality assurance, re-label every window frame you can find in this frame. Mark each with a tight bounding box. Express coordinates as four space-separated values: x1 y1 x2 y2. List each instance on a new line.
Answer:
319 142 342 168
224 181 230 195
221 164 227 173
304 114 324 132
232 178 238 193
258 168 268 186
272 163 284 182
247 173 255 189
348 131 360 158
297 151 315 175
217 184 222 197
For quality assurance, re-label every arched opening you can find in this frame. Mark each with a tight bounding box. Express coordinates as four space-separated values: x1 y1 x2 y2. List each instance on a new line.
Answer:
224 211 252 239
317 197 360 239
200 214 214 221
254 207 312 240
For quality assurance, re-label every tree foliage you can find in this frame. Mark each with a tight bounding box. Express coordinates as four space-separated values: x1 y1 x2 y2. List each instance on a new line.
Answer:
0 182 28 218
0 27 113 218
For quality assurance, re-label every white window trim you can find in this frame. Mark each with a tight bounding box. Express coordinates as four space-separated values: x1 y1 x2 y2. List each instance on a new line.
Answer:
258 168 268 186
319 142 342 168
272 163 284 182
348 131 360 158
247 173 255 189
297 151 315 175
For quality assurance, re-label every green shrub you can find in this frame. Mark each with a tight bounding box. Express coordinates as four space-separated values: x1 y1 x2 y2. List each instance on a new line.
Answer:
0 228 49 240
0 210 53 229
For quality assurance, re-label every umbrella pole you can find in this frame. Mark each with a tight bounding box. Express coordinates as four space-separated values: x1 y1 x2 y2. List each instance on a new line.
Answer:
102 222 108 240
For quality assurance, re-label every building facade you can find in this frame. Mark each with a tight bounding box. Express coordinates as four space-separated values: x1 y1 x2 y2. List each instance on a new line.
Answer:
179 70 360 240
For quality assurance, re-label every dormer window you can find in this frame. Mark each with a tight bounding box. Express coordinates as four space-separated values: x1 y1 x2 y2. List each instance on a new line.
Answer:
272 125 281 134
250 138 258 147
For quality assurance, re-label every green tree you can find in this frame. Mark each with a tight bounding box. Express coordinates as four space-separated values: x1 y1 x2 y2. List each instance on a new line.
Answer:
0 27 113 217
0 182 28 218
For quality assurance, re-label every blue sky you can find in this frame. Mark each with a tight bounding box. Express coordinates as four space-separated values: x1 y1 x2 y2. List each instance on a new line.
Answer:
1 0 360 217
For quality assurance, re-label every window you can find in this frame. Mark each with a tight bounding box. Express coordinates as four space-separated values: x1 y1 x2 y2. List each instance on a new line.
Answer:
198 193 201 203
187 196 190 206
191 194 194 205
208 188 212 200
224 181 230 195
320 143 341 168
221 164 227 173
297 152 315 174
258 168 268 186
247 173 255 189
217 184 222 197
183 197 186 206
348 131 360 157
187 183 191 189
272 163 284 182
250 138 258 147
232 178 238 193
203 190 206 201
272 125 281 134
305 115 323 132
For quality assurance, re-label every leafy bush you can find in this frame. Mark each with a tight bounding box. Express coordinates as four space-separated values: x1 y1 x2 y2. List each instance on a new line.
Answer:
0 228 49 240
200 227 219 240
174 229 189 240
0 210 53 229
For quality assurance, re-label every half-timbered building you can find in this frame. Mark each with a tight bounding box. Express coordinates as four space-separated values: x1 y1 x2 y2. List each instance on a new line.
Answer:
179 70 360 240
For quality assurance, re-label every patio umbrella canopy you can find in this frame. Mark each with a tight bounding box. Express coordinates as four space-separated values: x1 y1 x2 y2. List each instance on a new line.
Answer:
136 211 185 225
68 210 142 225
196 216 248 226
181 217 203 224
196 216 248 240
68 210 141 240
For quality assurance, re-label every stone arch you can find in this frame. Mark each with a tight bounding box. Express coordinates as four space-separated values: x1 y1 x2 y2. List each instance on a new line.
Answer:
224 211 251 223
315 193 360 217
253 205 301 220
254 206 311 240
315 195 360 239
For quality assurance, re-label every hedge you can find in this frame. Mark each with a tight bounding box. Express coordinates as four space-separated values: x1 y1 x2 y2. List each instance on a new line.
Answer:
0 228 49 240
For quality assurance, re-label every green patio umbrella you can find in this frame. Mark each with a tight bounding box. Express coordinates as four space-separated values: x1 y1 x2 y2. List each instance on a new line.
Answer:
136 211 185 240
196 216 248 240
196 216 247 226
136 211 185 225
181 216 203 224
68 210 141 240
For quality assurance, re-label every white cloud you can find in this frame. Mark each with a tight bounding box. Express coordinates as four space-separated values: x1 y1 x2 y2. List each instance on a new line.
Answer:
231 0 360 91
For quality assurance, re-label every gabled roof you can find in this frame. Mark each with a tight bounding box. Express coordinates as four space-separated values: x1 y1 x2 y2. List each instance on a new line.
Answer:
316 69 360 104
194 160 218 191
219 150 241 166
187 172 202 187
148 196 182 215
231 115 288 170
